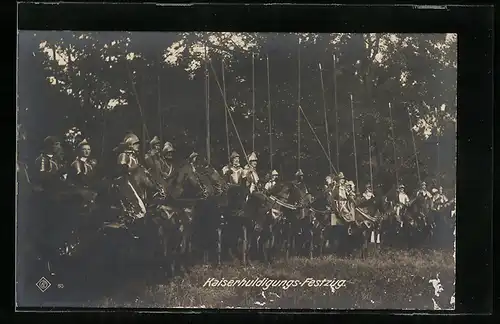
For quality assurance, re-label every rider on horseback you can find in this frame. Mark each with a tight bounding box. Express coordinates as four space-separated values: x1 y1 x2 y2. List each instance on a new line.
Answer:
222 151 244 185
394 184 410 224
415 181 432 200
160 141 176 185
243 152 260 194
264 170 279 193
33 136 67 191
69 139 98 209
431 186 448 211
145 136 170 192
362 183 375 201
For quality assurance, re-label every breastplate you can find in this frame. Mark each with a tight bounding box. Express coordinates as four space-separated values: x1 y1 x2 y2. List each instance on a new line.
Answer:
229 167 243 184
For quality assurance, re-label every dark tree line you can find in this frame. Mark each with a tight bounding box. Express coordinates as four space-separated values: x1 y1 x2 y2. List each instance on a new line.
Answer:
18 32 456 194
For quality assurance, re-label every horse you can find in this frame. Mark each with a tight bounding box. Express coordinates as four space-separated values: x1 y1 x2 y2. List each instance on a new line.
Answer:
279 182 316 259
403 194 434 250
429 198 456 250
194 164 251 265
242 181 304 264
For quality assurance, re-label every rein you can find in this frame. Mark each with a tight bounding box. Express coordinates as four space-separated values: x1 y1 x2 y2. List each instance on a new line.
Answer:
269 195 298 210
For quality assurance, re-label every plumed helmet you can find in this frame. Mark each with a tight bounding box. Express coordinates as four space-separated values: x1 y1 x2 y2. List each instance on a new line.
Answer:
271 170 279 176
230 151 240 161
163 141 175 153
248 152 258 162
150 136 161 147
295 169 304 176
123 133 140 147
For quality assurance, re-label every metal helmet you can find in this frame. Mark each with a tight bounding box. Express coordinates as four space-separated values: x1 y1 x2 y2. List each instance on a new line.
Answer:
248 152 258 162
123 133 140 147
230 151 240 161
163 141 175 153
271 170 279 176
150 136 161 147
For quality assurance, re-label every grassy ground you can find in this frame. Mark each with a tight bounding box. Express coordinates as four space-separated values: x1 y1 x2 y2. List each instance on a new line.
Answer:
100 248 455 310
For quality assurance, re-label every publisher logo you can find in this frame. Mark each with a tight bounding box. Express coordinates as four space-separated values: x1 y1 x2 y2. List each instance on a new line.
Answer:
36 277 51 292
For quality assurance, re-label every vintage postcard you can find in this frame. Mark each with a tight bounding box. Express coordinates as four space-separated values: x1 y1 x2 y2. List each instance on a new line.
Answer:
16 31 456 309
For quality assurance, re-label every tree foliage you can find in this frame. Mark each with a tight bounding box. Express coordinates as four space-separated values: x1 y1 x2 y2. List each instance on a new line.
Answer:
18 32 457 193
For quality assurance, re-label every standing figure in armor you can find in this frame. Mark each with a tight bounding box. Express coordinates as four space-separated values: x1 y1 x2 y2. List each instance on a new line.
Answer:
291 169 309 195
395 184 410 223
362 183 375 201
243 152 260 194
264 170 279 193
69 139 98 208
222 151 244 185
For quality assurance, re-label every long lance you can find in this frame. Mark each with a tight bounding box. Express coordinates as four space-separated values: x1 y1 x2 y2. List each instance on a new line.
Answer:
205 44 211 165
333 53 340 171
158 54 163 143
388 102 399 188
369 134 374 190
251 52 256 153
298 105 338 175
222 57 230 164
319 62 332 175
435 106 441 186
350 94 359 191
407 104 421 183
207 57 250 166
267 54 273 171
297 38 302 170
125 61 150 158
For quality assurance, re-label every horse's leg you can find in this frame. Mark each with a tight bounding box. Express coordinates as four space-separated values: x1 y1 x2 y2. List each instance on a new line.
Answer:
309 228 314 260
216 227 222 266
242 225 248 266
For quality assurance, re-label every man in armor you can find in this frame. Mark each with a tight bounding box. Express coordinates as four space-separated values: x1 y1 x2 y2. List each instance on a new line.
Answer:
395 183 410 223
345 180 356 200
115 133 141 176
160 141 176 185
362 183 375 201
144 136 167 190
69 139 98 209
222 151 244 185
33 136 67 191
69 139 97 186
432 186 449 211
264 170 279 192
292 169 309 195
175 152 206 197
243 152 260 194
415 181 432 200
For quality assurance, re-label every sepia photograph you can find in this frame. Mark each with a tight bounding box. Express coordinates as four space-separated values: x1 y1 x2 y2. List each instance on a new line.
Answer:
16 31 456 309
